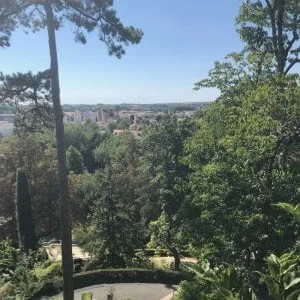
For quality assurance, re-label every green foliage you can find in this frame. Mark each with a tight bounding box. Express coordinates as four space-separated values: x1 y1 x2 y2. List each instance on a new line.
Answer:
0 234 61 299
140 116 196 270
114 118 132 130
76 167 141 268
12 253 44 299
73 268 188 289
0 71 54 134
236 0 299 74
32 268 189 298
0 239 18 285
77 133 144 268
0 133 61 239
33 261 62 281
66 145 85 174
176 261 255 300
0 0 143 57
185 75 300 269
81 291 93 300
194 51 273 97
0 245 56 300
258 253 300 300
94 132 129 168
274 203 300 224
126 250 155 270
64 121 107 172
15 168 37 251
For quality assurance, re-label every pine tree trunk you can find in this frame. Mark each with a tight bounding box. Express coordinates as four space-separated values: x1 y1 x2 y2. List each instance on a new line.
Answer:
44 1 74 299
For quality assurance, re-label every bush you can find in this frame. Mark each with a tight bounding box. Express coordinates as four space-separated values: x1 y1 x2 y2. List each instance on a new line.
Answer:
81 291 93 300
0 282 15 300
0 239 19 285
125 250 155 269
34 268 191 298
33 261 62 281
73 268 187 289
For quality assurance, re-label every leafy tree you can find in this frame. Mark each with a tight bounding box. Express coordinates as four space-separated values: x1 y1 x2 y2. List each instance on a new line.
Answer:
15 168 37 251
68 172 86 224
274 203 300 224
185 75 300 272
236 0 300 74
194 50 274 98
194 0 299 99
94 132 128 169
78 133 143 267
148 214 184 271
1 1 143 296
77 167 141 268
0 134 61 239
115 118 131 130
66 145 85 174
64 121 107 172
140 116 196 270
30 146 60 238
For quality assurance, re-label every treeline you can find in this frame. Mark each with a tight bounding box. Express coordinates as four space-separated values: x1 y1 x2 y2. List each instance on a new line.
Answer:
0 116 196 263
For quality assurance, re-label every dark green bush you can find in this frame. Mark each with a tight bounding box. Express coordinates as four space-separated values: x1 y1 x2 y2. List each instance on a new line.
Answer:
73 268 187 289
33 268 191 298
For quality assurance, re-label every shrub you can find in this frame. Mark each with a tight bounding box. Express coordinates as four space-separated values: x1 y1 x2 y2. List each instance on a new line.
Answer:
0 282 15 300
125 250 154 270
82 257 103 272
81 291 93 300
34 268 191 298
73 268 188 289
33 261 62 281
0 239 19 285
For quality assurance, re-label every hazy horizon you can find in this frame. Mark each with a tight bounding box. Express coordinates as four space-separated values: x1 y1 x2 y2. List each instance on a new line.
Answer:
0 0 239 104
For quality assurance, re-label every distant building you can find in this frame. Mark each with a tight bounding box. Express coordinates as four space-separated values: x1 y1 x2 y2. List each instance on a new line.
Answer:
63 112 75 123
74 110 97 123
98 107 110 122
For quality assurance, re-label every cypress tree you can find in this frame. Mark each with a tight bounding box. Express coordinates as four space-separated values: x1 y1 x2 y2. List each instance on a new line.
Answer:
15 168 37 251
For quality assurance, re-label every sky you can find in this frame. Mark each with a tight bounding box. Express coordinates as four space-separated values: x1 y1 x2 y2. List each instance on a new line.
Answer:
0 0 245 104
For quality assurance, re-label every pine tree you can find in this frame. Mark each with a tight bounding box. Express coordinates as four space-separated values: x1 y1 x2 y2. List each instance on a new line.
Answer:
15 168 37 251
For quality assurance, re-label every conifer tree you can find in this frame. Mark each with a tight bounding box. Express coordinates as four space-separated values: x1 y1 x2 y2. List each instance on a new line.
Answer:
15 168 37 251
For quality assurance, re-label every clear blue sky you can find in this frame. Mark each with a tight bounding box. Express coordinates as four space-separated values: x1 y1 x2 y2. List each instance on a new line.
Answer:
1 0 245 104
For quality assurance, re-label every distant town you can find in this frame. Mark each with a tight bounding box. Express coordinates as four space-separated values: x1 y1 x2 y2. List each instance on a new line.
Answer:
0 102 210 137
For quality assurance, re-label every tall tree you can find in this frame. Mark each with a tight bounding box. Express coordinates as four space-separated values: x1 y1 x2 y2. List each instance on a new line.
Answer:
15 168 37 251
195 0 299 95
185 75 300 272
140 116 196 270
78 134 142 268
1 1 142 298
236 0 300 74
66 145 85 174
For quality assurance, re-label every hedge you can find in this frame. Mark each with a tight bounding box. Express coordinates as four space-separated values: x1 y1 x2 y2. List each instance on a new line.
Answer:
136 249 191 257
33 268 191 298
